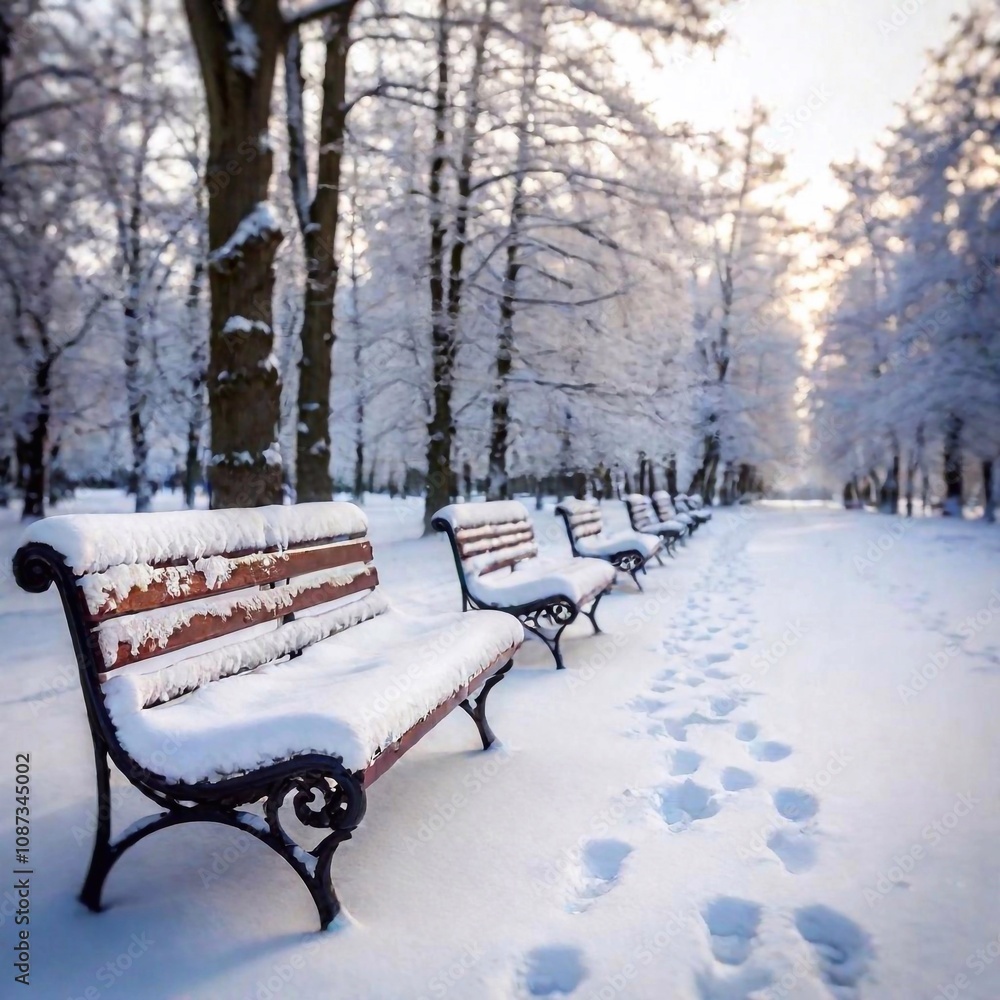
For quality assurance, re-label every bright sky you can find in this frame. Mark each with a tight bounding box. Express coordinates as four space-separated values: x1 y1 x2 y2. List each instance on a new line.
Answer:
642 0 973 227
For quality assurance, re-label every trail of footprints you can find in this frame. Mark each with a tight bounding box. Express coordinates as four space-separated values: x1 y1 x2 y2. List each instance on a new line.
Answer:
698 898 874 1000
513 530 872 997
633 551 819 875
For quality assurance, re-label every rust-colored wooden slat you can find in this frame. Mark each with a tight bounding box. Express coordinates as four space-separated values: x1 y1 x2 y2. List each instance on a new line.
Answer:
361 643 518 787
454 519 532 538
85 540 373 622
100 568 379 670
476 547 538 576
454 521 533 546
457 530 534 560
574 521 602 538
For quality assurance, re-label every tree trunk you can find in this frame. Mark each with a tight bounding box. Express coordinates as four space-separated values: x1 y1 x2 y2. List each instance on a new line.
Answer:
982 459 995 523
123 290 151 512
183 257 206 509
904 448 917 518
942 413 963 517
423 0 455 532
0 8 11 200
689 426 721 502
486 150 526 501
20 359 51 520
184 1 286 509
286 12 356 502
665 454 678 497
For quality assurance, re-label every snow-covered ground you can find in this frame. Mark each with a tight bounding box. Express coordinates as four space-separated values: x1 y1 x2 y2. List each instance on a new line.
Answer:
1 492 998 1000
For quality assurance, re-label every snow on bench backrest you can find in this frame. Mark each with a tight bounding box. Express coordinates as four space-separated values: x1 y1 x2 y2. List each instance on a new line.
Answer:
651 491 674 519
433 501 539 576
625 494 655 529
20 502 385 698
554 498 604 540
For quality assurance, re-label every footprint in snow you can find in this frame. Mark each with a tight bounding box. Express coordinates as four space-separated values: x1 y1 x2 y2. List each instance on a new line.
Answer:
733 641 749 650
709 695 739 717
703 651 733 665
695 962 774 999
668 748 703 776
749 741 792 763
653 717 691 741
720 767 756 792
657 779 720 828
704 667 734 681
630 695 668 715
767 829 817 874
702 897 762 966
568 839 632 911
795 905 873 998
520 946 587 997
685 676 706 688
773 788 818 822
734 722 759 742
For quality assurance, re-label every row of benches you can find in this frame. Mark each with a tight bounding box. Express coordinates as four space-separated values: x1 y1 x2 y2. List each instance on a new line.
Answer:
12 491 711 931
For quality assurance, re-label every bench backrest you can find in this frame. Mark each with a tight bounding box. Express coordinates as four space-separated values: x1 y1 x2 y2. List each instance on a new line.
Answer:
13 503 385 710
651 490 676 522
554 498 604 555
624 494 657 531
431 501 539 606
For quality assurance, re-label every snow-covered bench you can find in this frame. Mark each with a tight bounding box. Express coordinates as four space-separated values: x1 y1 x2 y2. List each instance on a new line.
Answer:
12 503 523 931
554 497 662 591
624 494 688 551
675 492 713 524
651 490 697 535
432 500 615 670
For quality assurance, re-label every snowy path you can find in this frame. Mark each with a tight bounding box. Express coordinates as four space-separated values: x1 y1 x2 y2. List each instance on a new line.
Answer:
0 496 998 999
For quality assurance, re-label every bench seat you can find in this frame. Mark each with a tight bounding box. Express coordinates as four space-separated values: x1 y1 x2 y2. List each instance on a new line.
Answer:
13 501 522 931
467 552 615 609
104 600 524 783
554 497 664 590
624 494 688 552
575 529 660 560
433 500 615 669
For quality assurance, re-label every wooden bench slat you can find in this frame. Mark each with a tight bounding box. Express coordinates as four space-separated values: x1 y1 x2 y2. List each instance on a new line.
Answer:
453 520 533 543
458 529 535 559
362 643 518 787
82 539 374 622
98 566 379 670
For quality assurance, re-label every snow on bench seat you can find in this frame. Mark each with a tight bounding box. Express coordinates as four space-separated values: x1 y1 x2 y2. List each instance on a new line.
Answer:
626 494 687 535
433 501 615 608
103 603 524 782
468 553 614 607
432 500 615 669
652 491 695 528
575 530 659 560
555 497 663 589
12 499 524 931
